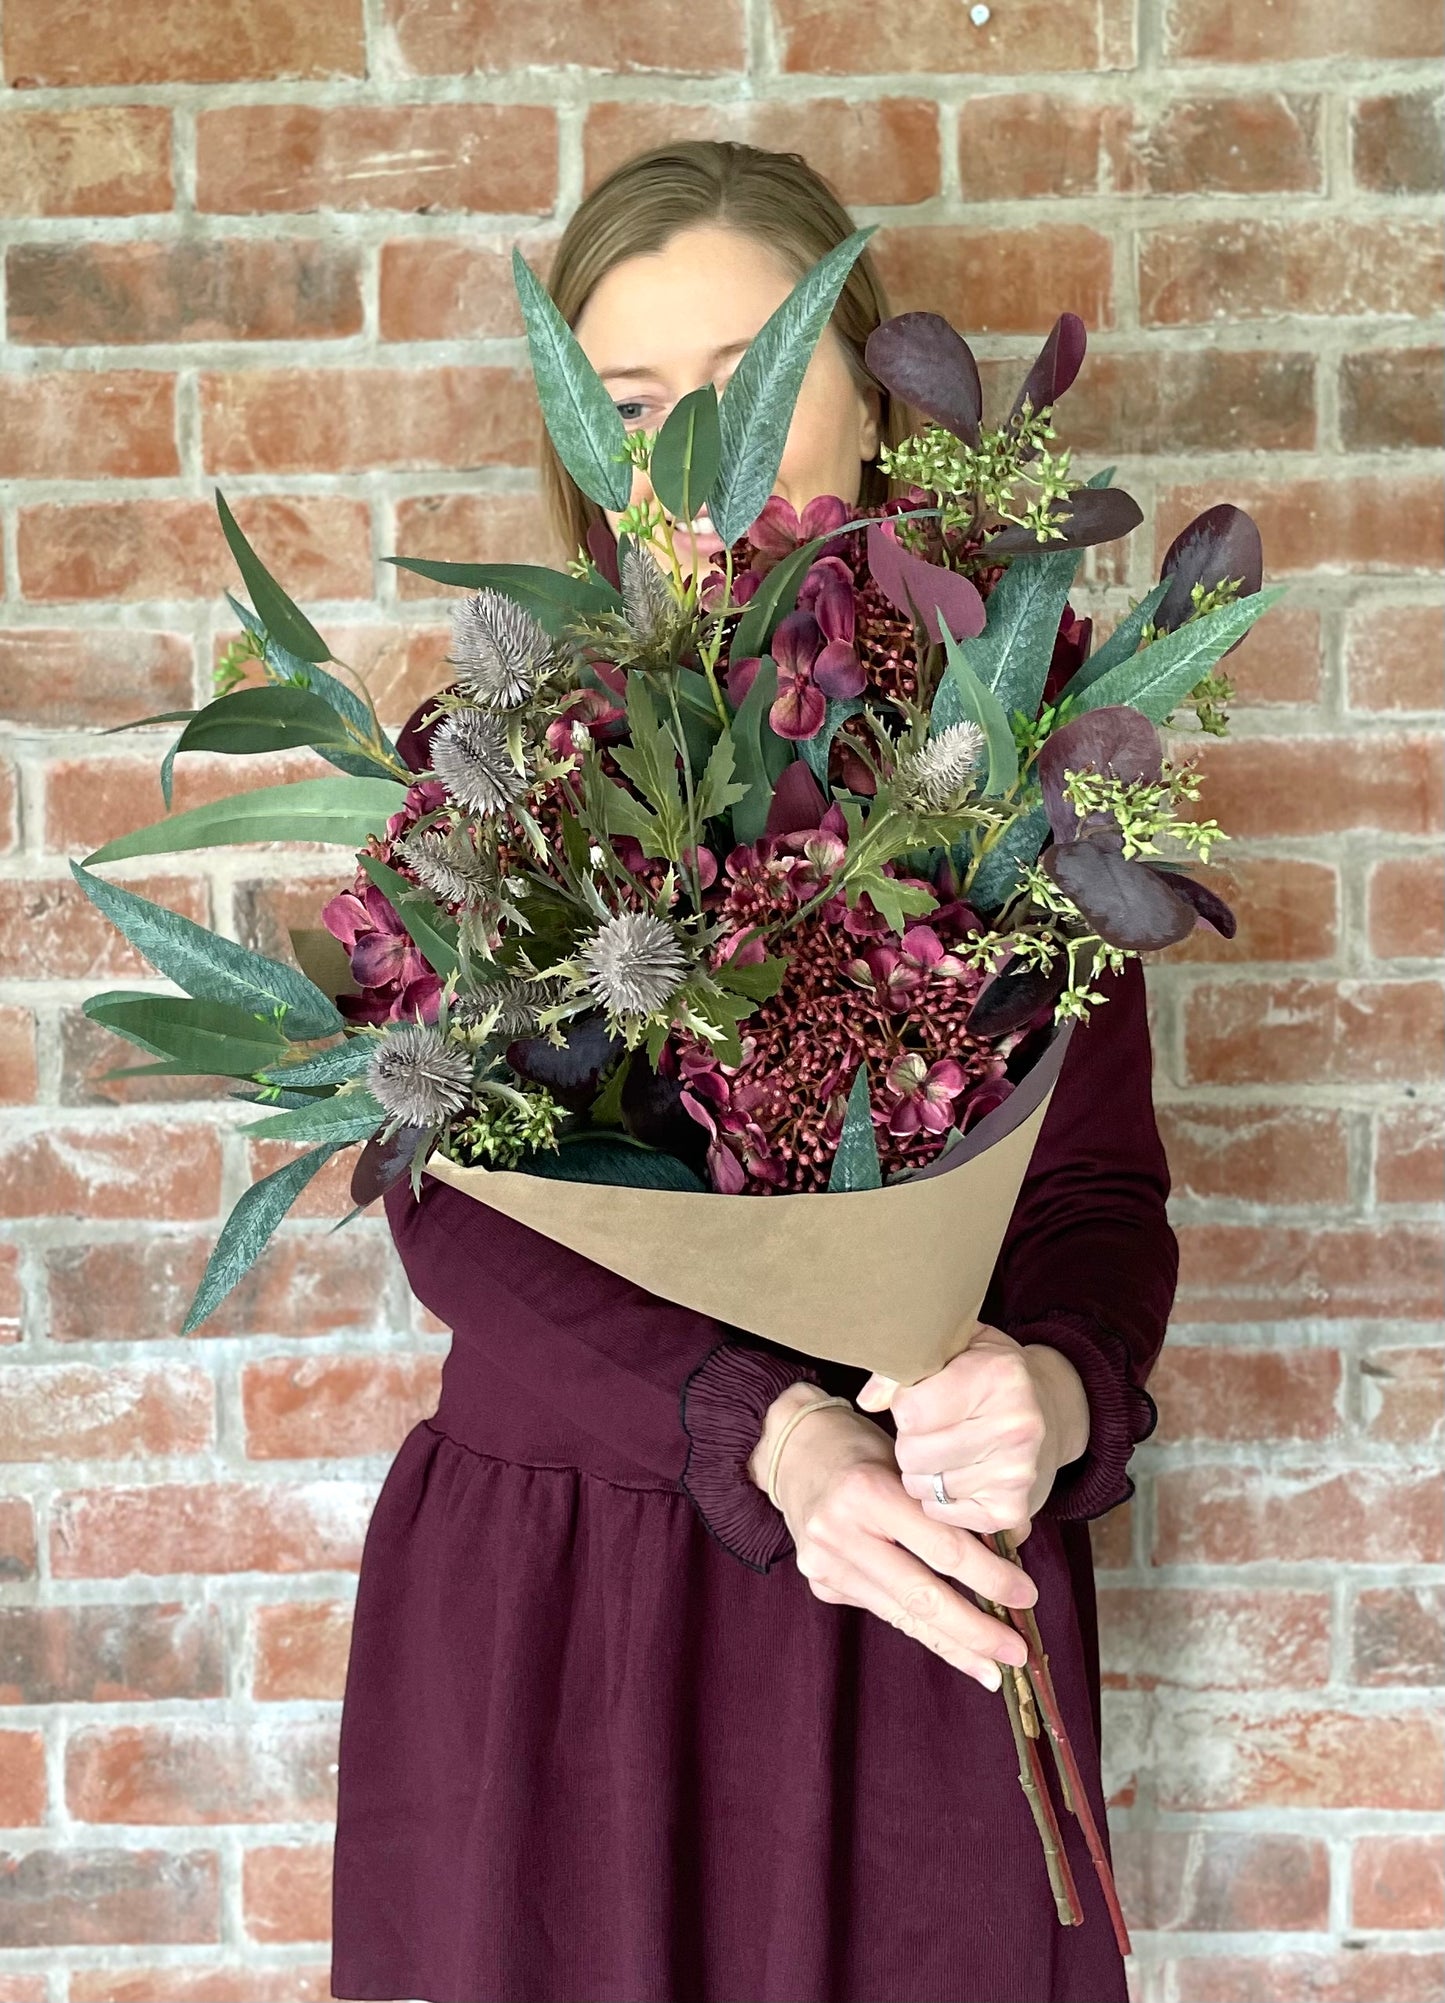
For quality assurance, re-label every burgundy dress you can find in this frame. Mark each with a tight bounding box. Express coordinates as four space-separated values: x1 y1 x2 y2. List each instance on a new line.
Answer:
328 942 1174 2003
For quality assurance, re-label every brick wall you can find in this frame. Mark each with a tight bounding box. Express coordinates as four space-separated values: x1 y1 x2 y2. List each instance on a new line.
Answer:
1 2 1441 1998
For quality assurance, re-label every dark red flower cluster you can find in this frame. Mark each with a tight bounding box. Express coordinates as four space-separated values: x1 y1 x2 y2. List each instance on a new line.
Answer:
321 778 452 1025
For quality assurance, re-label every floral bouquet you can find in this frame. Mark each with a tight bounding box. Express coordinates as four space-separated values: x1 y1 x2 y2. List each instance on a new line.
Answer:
76 227 1280 1941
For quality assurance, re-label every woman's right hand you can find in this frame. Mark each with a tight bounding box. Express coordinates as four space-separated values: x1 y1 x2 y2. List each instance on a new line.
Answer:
749 1384 1038 1691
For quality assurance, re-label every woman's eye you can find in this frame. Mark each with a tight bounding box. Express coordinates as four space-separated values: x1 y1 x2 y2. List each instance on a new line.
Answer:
615 401 648 424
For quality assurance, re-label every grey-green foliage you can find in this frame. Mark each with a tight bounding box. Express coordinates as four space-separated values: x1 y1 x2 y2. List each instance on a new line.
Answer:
828 1065 883 1192
181 1140 355 1334
512 248 633 511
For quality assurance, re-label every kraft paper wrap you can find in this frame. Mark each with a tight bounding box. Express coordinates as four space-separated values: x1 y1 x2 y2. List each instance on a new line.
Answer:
419 1027 1073 1386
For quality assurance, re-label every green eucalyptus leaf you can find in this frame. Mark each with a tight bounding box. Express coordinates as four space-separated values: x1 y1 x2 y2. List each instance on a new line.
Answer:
226 597 400 781
173 685 358 758
956 544 1083 723
827 1064 882 1193
1061 580 1171 699
965 803 1050 914
215 489 330 665
711 228 876 545
380 561 620 631
729 656 781 844
258 1037 378 1088
102 709 198 737
81 775 408 866
512 247 633 510
181 1140 354 1335
82 994 290 1075
244 1089 387 1141
649 382 721 523
70 862 344 1040
1074 587 1286 721
937 619 1019 797
357 856 460 979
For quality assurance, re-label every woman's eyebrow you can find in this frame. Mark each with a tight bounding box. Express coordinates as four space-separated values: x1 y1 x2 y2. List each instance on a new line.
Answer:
598 338 750 385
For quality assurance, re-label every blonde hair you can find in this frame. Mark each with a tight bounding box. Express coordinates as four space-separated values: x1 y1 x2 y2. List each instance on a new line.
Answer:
535 139 909 556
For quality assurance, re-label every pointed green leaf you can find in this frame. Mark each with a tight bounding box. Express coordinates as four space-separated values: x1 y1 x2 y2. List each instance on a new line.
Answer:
649 382 721 523
244 1090 386 1142
174 685 358 758
695 726 748 825
356 856 459 978
713 952 790 1001
729 656 781 844
801 696 863 788
102 709 198 737
80 775 407 866
83 994 289 1074
937 619 1019 797
512 247 633 511
1061 580 1171 700
215 489 330 665
226 596 401 781
70 863 344 1040
381 560 620 631
965 803 1050 914
1073 587 1286 721
181 1140 354 1334
711 228 876 544
258 1037 378 1088
827 1064 882 1192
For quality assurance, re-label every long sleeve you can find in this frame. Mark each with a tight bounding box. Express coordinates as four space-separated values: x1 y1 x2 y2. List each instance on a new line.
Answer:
980 958 1177 1521
383 1176 820 1570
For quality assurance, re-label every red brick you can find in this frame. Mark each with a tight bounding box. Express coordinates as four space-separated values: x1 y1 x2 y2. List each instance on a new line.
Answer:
7 239 362 347
0 1364 213 1461
586 98 941 208
0 1602 224 1704
387 0 743 72
18 495 372 603
229 870 365 968
241 1354 440 1459
243 1139 362 1220
1353 1834 1445 1930
50 1479 373 1577
0 1978 48 2002
1112 1829 1328 1932
45 1234 396 1342
1192 734 1441 837
197 103 556 214
874 224 1114 335
1162 473 1444 575
253 1600 352 1700
1096 1586 1330 1690
1176 1222 1443 1321
1347 604 1444 715
0 629 193 730
0 1730 46 1822
775 0 1134 72
273 623 451 735
1376 1104 1445 1203
1351 1586 1445 1687
70 1967 329 2003
67 1721 335 1825
1164 0 1443 60
0 874 208 980
1353 91 1445 195
0 1124 222 1222
1154 1466 1443 1566
1015 349 1316 456
1139 220 1442 326
1184 978 1443 1086
43 746 332 855
0 370 177 480
3 0 365 86
1369 856 1445 962
1340 345 1444 452
0 1498 37 1581
379 235 534 342
1149 1346 1342 1443
200 365 535 474
0 1845 219 1946
1360 1343 1444 1446
1156 1706 1442 1813
0 107 172 216
392 490 563 593
1119 93 1321 195
1222 605 1324 706
242 1841 332 1941
1168 857 1337 964
0 1005 38 1104
58 1008 234 1110
1170 1950 1445 2003
1160 1104 1349 1205
957 94 1125 200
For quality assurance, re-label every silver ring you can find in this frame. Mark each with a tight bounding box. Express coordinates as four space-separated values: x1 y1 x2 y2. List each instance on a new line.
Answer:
931 1470 952 1506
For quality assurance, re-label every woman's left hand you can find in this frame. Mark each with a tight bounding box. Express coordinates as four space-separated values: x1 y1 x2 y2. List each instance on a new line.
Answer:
855 1325 1090 1543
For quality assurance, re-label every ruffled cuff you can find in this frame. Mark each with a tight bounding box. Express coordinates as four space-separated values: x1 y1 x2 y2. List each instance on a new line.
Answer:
1012 1311 1159 1522
679 1339 823 1573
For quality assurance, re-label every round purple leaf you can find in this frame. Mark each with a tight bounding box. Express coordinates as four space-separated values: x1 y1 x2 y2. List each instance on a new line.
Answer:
984 487 1143 558
1156 503 1264 641
864 312 982 446
965 958 1068 1037
1146 866 1238 938
866 520 986 643
506 1013 623 1112
1045 839 1198 952
1008 314 1088 428
1037 705 1164 844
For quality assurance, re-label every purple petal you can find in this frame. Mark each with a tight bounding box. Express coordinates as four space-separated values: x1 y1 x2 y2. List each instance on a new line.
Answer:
770 608 823 677
866 522 986 644
749 495 804 559
350 930 412 988
864 312 982 446
800 494 851 539
765 759 828 838
1008 314 1088 428
770 677 827 741
799 563 856 645
814 640 866 699
727 655 763 706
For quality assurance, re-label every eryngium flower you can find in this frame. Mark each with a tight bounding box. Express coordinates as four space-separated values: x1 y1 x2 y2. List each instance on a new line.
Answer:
453 975 570 1042
620 542 679 647
367 1022 474 1127
895 720 986 811
430 706 526 816
396 823 498 908
582 911 689 1021
450 588 554 710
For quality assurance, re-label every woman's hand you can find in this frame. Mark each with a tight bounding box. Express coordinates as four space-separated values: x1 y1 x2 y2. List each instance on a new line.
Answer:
857 1325 1090 1544
749 1383 1039 1692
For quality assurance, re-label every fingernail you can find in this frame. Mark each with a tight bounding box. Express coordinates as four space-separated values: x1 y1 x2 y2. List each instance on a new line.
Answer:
980 1664 1002 1692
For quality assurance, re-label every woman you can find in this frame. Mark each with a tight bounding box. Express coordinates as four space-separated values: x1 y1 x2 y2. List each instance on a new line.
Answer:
330 140 1173 2003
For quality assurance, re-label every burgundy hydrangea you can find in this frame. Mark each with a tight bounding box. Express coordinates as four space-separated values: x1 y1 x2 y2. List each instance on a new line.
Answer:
321 777 451 1024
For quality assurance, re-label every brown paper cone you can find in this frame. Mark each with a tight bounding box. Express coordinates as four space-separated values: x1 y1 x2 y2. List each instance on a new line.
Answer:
422 1027 1072 1386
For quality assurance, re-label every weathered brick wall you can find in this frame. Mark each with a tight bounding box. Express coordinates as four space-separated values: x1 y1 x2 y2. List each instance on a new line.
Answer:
1 3 1441 1998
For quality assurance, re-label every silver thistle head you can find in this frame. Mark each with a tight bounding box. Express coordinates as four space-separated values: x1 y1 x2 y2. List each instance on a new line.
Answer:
430 706 526 816
896 720 987 812
453 974 570 1043
396 824 498 910
367 1022 474 1128
619 542 680 648
450 588 554 710
582 910 689 1021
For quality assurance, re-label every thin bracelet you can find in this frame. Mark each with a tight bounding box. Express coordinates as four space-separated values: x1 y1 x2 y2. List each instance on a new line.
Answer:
766 1394 854 1511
